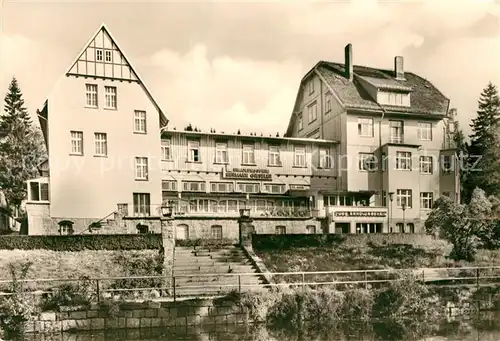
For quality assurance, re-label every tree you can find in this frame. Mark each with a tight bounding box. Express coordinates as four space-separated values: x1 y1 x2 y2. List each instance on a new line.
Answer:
466 83 500 199
476 123 500 197
447 108 470 203
425 188 493 261
0 77 45 215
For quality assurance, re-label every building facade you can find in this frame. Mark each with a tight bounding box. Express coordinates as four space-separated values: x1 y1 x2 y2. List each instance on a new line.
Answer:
285 44 460 234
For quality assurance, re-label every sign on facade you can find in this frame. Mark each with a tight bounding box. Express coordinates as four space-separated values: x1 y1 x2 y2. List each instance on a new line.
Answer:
222 168 272 180
335 211 386 217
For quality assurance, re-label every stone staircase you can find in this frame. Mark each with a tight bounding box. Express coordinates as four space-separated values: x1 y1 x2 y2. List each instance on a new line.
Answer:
173 245 268 297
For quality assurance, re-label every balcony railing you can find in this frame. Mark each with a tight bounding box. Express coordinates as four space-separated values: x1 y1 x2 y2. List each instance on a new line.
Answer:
389 134 404 144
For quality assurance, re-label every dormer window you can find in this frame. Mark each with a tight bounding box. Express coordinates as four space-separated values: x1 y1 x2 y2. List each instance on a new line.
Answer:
378 91 410 107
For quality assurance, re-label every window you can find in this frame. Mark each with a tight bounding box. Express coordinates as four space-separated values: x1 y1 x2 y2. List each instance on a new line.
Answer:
389 120 404 143
386 92 404 106
135 157 148 180
297 114 303 131
442 155 452 174
70 131 83 155
182 181 206 192
215 142 228 163
133 193 151 217
211 225 223 239
104 86 117 109
395 222 404 233
188 140 201 162
319 148 331 169
275 226 286 235
306 225 316 234
268 146 281 166
308 102 317 123
419 156 433 174
59 224 73 236
264 184 285 194
308 80 314 94
407 223 415 233
94 133 108 156
211 182 234 193
134 110 147 133
420 192 433 209
418 122 432 141
85 84 98 108
242 144 255 164
96 49 103 61
237 183 260 193
358 118 373 137
162 181 177 191
294 146 306 167
29 182 49 202
161 140 171 161
396 189 412 208
137 224 149 234
396 151 412 170
358 153 377 171
325 92 332 113
105 50 112 63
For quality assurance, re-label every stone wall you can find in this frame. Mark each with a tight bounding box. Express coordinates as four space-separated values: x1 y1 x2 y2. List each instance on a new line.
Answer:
26 300 254 334
340 233 450 250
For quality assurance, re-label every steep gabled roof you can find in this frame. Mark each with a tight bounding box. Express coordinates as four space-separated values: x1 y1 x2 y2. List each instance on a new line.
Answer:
65 23 168 127
285 60 450 136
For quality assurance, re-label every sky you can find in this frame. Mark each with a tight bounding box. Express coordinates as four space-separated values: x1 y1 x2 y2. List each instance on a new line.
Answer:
1 0 500 137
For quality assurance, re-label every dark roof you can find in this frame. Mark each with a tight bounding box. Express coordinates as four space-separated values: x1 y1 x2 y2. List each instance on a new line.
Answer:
316 61 450 116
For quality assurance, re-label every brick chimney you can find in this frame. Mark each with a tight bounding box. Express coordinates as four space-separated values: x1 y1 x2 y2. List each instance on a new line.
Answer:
345 44 353 81
394 56 405 80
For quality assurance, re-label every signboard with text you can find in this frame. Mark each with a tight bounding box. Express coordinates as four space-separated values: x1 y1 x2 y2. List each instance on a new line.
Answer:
335 211 386 218
222 168 272 180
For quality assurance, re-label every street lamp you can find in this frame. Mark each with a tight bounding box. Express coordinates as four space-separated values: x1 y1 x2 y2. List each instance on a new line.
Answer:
161 205 173 218
401 203 407 233
388 192 394 233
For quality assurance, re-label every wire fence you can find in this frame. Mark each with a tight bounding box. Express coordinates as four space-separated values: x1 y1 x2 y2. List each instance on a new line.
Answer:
1 266 500 302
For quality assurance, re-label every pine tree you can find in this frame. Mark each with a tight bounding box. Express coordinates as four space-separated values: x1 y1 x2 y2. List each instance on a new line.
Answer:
0 77 44 214
466 82 500 200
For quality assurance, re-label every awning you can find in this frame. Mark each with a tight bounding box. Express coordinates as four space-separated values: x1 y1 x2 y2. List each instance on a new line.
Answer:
289 178 310 186
162 174 176 181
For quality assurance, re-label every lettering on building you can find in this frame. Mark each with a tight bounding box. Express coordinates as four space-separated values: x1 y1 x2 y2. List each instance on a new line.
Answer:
223 168 272 180
335 211 387 218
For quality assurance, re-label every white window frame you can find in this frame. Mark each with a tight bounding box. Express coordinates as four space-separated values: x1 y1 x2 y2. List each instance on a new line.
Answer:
85 84 98 108
242 144 255 165
161 140 171 161
396 151 412 170
105 50 112 63
133 193 151 217
297 114 303 131
237 182 260 193
294 146 306 167
420 192 433 209
319 148 331 169
104 86 117 110
70 131 84 155
357 118 373 137
94 133 108 157
162 180 177 192
419 156 433 174
276 226 287 235
390 120 404 143
211 225 223 239
396 189 412 208
442 155 452 174
308 102 317 123
418 122 432 141
188 140 201 162
264 183 285 194
358 153 377 171
268 145 281 166
134 110 147 134
210 182 234 193
29 181 49 202
215 142 228 164
182 181 206 192
96 49 103 61
135 157 148 180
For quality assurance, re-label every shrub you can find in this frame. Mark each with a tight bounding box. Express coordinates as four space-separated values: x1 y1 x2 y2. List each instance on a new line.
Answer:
0 234 162 251
39 276 94 311
252 234 345 250
175 238 235 249
339 288 374 320
0 262 36 338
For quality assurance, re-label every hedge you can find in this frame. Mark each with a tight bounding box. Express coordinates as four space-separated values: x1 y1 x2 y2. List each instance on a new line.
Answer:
175 238 236 249
0 234 163 251
252 234 345 250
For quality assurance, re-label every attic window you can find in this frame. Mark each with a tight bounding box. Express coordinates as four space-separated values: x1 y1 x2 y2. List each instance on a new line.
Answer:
378 91 409 107
96 49 103 61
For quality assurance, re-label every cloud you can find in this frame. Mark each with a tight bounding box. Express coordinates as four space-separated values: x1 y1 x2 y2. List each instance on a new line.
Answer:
148 44 303 134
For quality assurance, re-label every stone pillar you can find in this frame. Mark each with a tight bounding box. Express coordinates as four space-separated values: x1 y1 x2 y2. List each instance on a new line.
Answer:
161 217 175 295
238 217 254 250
